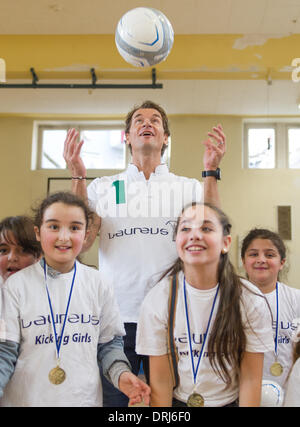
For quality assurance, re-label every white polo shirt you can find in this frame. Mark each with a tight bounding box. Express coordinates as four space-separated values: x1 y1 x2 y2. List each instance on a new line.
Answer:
87 164 203 323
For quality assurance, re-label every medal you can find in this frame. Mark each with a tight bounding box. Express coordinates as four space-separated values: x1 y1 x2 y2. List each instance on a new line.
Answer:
183 278 219 407
49 365 66 385
270 361 283 377
43 259 77 385
187 392 205 407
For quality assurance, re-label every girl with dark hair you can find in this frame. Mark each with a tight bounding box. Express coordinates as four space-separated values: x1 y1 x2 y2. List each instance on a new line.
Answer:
241 228 300 395
0 215 42 283
0 191 150 406
136 202 273 407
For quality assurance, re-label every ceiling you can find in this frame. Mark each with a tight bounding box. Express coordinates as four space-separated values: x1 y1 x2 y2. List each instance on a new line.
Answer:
1 0 300 116
1 0 300 35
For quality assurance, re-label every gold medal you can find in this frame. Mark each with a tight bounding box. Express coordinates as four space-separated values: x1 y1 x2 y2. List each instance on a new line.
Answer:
43 260 77 387
187 392 204 407
49 366 66 385
270 362 283 377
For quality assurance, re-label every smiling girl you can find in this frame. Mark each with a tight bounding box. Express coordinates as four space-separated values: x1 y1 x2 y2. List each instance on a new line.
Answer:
241 228 300 392
136 202 273 407
0 192 150 406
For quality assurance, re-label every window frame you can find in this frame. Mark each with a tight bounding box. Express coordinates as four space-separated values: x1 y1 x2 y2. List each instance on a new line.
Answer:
33 120 171 171
243 120 300 170
287 124 300 169
243 122 277 169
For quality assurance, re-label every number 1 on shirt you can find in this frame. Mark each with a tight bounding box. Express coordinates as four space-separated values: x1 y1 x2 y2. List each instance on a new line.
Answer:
112 180 126 204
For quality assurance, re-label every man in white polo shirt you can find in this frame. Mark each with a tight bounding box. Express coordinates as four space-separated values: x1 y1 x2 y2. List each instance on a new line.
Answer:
63 100 226 406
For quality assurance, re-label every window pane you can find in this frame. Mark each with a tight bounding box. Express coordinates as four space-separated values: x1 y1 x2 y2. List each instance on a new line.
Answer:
42 130 67 169
80 130 125 169
248 128 275 169
288 128 300 169
40 128 125 170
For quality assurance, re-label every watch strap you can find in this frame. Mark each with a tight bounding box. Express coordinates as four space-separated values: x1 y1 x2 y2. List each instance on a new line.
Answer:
202 168 221 180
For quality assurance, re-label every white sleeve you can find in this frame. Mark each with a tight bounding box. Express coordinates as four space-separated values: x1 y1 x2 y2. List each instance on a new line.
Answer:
284 359 300 407
98 278 125 344
0 286 5 341
1 281 21 343
294 288 300 317
241 284 274 353
87 178 101 212
136 281 169 356
87 176 117 218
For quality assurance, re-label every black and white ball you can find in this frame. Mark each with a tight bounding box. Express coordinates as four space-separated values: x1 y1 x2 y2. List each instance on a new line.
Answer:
115 7 174 68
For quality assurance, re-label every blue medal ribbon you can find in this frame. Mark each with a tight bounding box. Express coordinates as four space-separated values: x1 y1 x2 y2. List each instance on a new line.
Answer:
183 277 219 386
43 259 77 363
274 282 279 359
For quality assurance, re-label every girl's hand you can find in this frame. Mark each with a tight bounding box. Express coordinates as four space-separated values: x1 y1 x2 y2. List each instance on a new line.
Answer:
118 371 151 406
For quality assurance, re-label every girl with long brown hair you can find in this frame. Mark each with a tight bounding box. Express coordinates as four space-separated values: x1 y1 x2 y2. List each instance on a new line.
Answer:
136 202 273 406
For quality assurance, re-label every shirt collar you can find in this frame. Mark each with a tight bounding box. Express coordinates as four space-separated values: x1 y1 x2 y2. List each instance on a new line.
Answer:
40 259 61 278
127 163 169 178
39 258 75 278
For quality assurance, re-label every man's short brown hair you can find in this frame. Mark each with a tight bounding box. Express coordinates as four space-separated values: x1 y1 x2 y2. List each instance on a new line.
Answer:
125 100 170 136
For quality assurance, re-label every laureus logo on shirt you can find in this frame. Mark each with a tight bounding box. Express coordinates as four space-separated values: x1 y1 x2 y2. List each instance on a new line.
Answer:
107 220 177 240
21 313 100 329
96 180 202 218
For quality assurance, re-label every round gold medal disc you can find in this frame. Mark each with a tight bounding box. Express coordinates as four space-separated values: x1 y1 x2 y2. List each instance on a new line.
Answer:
49 366 66 385
270 362 283 377
187 392 205 407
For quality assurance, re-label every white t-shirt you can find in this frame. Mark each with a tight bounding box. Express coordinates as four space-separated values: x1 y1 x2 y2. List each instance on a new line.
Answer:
0 261 125 407
262 282 300 388
87 163 203 323
136 271 274 407
0 280 4 341
284 358 300 407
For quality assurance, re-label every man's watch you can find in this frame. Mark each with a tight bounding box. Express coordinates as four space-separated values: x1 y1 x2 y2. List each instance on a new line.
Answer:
202 168 221 180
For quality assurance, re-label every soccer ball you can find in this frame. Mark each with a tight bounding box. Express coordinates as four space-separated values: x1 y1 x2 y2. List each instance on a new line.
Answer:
260 380 284 407
115 7 174 68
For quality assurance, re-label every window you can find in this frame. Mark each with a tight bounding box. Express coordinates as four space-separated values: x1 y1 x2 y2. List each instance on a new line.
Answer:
244 122 300 169
247 127 275 169
288 127 300 169
41 129 68 169
35 122 126 170
34 121 171 170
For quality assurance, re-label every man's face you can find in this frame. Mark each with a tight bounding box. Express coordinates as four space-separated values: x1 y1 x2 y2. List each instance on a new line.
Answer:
126 108 168 156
